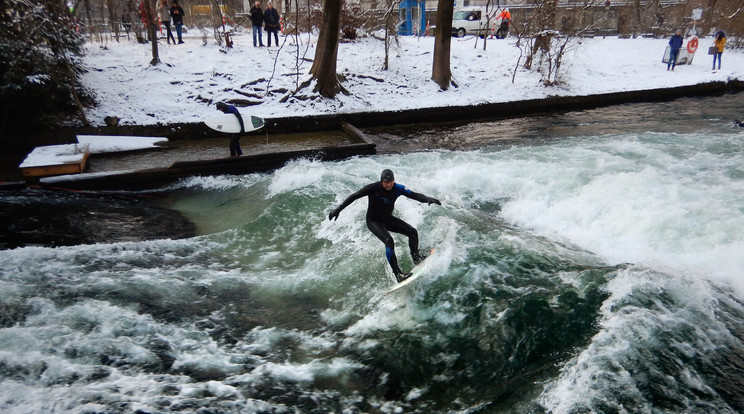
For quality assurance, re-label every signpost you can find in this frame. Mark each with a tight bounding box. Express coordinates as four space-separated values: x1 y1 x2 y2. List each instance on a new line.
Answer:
691 8 703 36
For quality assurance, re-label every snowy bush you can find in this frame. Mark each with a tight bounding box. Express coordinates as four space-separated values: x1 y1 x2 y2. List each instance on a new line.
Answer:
0 0 91 130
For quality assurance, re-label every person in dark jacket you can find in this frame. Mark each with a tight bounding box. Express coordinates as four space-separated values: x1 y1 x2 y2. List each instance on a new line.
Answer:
328 169 442 282
667 30 683 71
249 1 264 47
264 1 280 47
216 102 245 156
170 0 185 44
158 0 175 44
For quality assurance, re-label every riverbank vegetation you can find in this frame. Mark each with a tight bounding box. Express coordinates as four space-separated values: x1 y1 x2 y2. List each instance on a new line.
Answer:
1 0 742 133
0 0 92 130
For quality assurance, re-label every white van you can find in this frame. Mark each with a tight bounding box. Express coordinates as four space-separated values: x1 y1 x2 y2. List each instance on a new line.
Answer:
451 6 504 38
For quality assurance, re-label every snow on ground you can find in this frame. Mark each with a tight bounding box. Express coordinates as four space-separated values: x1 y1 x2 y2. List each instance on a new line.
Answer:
81 30 744 126
18 135 168 168
19 144 89 168
17 136 166 169
77 135 168 153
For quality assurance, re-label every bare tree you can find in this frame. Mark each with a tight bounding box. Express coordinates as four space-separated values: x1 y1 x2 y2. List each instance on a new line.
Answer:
83 0 94 32
632 0 642 33
106 0 121 42
701 0 744 37
142 0 160 64
309 0 345 97
724 1 744 45
729 1 744 21
290 0 313 90
381 0 400 70
473 0 499 51
276 0 316 102
432 0 455 90
516 0 601 86
522 0 556 70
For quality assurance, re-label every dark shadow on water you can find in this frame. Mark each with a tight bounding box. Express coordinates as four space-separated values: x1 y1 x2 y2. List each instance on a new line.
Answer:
0 188 196 249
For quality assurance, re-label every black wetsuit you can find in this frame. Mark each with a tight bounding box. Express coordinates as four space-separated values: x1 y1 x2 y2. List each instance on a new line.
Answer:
221 104 244 156
333 181 436 275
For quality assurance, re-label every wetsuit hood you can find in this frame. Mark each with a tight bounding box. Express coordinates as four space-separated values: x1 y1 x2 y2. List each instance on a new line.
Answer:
381 169 395 181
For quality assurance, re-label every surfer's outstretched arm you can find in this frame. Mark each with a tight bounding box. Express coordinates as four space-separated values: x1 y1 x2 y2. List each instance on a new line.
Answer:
406 190 442 206
328 184 373 221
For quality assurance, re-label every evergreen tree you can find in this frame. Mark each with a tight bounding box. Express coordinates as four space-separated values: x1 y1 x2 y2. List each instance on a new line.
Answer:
0 0 90 130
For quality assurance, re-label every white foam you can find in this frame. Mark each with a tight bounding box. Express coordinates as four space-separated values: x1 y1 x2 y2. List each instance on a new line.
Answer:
537 267 733 412
3 127 744 412
180 380 241 398
492 132 744 288
266 159 328 197
230 357 364 385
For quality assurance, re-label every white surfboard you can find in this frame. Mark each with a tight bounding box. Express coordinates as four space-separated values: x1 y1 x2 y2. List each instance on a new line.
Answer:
204 113 265 133
385 248 435 295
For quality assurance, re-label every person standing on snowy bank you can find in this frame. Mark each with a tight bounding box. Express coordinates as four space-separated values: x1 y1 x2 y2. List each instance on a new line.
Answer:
712 31 726 71
216 102 245 156
249 1 264 47
667 30 683 71
158 0 175 44
170 0 185 44
264 1 280 47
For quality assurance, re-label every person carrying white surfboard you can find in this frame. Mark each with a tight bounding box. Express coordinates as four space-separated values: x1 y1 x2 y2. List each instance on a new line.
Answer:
328 169 441 282
215 102 245 156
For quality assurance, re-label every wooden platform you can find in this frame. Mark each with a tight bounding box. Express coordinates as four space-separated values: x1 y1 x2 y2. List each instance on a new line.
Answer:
35 122 376 191
19 143 90 179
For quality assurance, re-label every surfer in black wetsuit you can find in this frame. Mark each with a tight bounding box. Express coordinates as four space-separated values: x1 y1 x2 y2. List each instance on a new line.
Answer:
216 102 245 156
328 169 442 282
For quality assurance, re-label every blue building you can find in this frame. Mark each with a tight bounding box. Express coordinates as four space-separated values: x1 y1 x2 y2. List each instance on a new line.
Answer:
398 0 427 36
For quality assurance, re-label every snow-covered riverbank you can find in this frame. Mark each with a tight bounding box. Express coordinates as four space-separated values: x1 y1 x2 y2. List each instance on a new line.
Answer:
81 32 744 127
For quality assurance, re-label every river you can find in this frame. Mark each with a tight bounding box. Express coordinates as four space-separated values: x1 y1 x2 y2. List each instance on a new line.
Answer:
1 93 743 413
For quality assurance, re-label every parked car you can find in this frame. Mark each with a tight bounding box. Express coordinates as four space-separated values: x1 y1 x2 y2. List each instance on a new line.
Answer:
451 6 503 38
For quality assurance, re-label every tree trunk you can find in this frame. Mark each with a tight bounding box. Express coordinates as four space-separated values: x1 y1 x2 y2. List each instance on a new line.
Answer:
481 0 495 51
143 0 160 65
524 0 557 70
64 58 90 127
432 0 454 90
83 0 94 35
703 0 719 35
383 0 393 70
309 0 343 97
633 0 642 33
106 0 120 42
